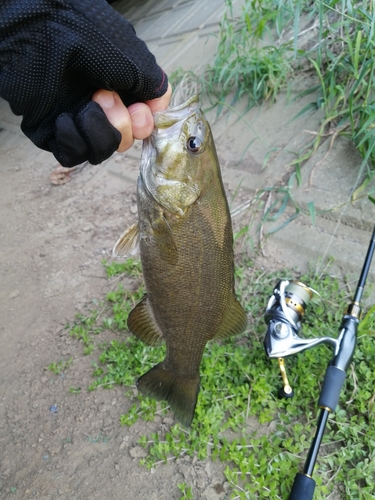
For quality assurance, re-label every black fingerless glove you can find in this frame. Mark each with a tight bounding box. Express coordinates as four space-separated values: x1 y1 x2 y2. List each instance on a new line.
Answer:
0 0 168 167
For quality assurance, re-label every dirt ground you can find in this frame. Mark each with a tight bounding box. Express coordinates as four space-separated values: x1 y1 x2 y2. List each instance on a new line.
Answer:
0 101 247 500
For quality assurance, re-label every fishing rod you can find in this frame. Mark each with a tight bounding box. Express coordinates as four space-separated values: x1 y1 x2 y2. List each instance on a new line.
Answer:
263 225 375 499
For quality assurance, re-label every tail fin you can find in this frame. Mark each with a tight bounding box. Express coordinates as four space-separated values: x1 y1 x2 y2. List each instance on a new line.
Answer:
137 363 200 427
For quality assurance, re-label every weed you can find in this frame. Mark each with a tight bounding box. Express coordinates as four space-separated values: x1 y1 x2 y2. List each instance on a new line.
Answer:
69 387 81 394
48 357 73 375
178 482 194 499
211 0 375 176
102 258 142 278
203 0 295 111
287 1 375 179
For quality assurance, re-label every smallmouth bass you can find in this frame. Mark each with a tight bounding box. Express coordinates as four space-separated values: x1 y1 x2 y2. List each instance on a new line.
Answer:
113 95 247 426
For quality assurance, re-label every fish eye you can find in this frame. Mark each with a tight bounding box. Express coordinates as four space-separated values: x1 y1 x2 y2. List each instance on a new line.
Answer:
186 136 202 153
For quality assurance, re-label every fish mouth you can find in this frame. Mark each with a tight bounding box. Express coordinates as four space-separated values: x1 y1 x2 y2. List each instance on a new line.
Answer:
153 95 200 131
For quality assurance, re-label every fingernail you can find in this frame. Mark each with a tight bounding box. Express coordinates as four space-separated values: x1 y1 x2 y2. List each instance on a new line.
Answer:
96 91 115 109
130 109 147 127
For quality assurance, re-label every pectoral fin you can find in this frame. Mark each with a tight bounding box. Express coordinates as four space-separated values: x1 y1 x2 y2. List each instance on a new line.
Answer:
113 221 140 257
151 213 178 265
128 296 164 346
215 294 248 339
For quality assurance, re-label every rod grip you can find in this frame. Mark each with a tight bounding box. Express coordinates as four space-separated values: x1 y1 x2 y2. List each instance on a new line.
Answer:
289 473 316 500
318 365 346 411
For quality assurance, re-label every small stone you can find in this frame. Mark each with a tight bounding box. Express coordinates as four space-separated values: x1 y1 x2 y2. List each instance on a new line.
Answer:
9 290 20 299
268 420 277 432
129 446 147 458
163 417 174 426
49 404 58 414
130 205 137 214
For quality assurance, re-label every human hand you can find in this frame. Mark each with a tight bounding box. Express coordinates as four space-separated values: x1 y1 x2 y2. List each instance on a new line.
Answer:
92 83 172 152
0 0 170 167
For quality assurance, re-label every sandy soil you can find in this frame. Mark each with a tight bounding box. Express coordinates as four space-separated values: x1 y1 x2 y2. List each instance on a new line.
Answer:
0 103 239 500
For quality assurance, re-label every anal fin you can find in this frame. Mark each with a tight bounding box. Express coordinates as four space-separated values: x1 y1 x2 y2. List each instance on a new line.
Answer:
215 294 248 339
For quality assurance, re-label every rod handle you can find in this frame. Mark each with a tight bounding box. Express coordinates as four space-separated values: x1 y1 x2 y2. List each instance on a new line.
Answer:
318 365 346 411
289 473 316 500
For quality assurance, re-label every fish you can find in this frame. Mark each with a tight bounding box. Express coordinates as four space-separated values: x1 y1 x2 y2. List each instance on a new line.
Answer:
113 95 247 427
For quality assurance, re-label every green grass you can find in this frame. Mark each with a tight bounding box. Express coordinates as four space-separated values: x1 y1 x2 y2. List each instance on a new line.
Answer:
202 0 295 112
62 258 375 499
178 483 194 499
203 0 375 174
48 357 73 375
293 0 375 177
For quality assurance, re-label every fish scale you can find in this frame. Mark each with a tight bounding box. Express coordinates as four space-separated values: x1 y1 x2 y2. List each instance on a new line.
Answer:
113 95 247 426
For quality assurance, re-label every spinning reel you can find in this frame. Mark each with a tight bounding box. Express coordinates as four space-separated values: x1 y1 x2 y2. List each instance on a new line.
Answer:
264 279 337 398
263 226 375 500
